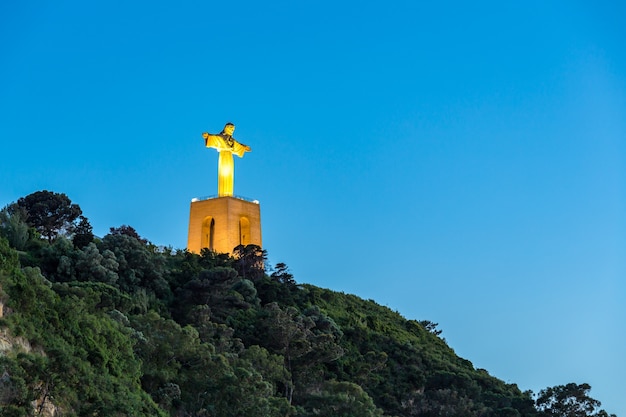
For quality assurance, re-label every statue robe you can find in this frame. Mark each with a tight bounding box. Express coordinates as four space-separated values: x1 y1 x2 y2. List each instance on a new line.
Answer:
204 133 249 197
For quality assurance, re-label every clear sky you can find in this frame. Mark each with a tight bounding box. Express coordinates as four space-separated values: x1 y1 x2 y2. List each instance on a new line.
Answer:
1 1 624 414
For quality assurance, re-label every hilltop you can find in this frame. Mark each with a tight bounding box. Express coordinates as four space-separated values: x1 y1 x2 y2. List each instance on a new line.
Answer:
0 191 615 416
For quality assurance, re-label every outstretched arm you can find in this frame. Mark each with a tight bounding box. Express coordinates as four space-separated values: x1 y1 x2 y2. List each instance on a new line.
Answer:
203 132 223 149
232 140 251 157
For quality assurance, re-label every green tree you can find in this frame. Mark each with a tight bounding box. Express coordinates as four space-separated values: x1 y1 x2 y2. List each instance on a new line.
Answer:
233 244 267 281
0 206 30 250
0 254 164 416
0 237 19 272
535 383 616 417
298 380 383 417
16 190 82 241
109 225 148 244
37 236 77 282
258 303 343 405
419 320 443 336
72 215 94 249
74 243 119 284
175 266 260 325
99 231 169 301
240 345 291 393
271 262 296 286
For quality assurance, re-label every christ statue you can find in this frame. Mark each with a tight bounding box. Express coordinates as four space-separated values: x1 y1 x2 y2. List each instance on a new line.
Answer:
202 123 251 197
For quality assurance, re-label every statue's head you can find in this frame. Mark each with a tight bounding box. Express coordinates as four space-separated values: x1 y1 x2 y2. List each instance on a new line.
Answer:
222 123 235 136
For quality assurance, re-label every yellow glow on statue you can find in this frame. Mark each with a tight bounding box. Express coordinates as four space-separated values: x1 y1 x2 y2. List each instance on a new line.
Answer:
202 123 251 197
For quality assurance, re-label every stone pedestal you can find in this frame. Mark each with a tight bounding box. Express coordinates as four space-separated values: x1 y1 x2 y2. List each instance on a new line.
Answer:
187 196 262 254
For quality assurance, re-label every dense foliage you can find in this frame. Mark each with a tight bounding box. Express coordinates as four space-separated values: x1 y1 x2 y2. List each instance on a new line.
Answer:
0 192 616 416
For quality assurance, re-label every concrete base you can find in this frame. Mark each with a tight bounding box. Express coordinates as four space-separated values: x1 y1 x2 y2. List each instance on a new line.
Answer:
187 197 262 254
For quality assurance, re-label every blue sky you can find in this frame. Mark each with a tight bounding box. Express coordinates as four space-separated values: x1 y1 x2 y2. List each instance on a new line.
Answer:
1 1 624 414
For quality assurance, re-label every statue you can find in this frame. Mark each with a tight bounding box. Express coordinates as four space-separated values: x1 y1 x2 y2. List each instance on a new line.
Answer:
202 123 251 197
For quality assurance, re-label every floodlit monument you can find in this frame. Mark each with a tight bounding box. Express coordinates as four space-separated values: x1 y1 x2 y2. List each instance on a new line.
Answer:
187 123 262 254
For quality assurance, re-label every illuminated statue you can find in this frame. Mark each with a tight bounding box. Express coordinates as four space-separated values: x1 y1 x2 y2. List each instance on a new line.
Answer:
202 123 251 197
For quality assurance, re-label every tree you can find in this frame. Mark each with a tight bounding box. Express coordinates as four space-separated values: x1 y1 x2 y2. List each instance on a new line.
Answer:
419 320 443 336
16 190 82 241
74 243 119 284
271 262 296 286
0 205 30 250
72 215 94 249
535 383 616 417
99 231 169 299
0 236 19 272
109 225 148 245
0 259 164 416
258 303 343 406
300 380 383 417
233 244 267 281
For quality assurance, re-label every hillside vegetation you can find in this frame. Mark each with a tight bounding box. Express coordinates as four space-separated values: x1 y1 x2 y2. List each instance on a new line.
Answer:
0 191 615 416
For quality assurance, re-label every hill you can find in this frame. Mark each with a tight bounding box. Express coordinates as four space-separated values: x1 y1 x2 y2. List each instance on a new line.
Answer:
0 191 616 416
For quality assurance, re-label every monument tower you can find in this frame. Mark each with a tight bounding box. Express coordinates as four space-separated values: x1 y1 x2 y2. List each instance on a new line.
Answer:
187 122 262 254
